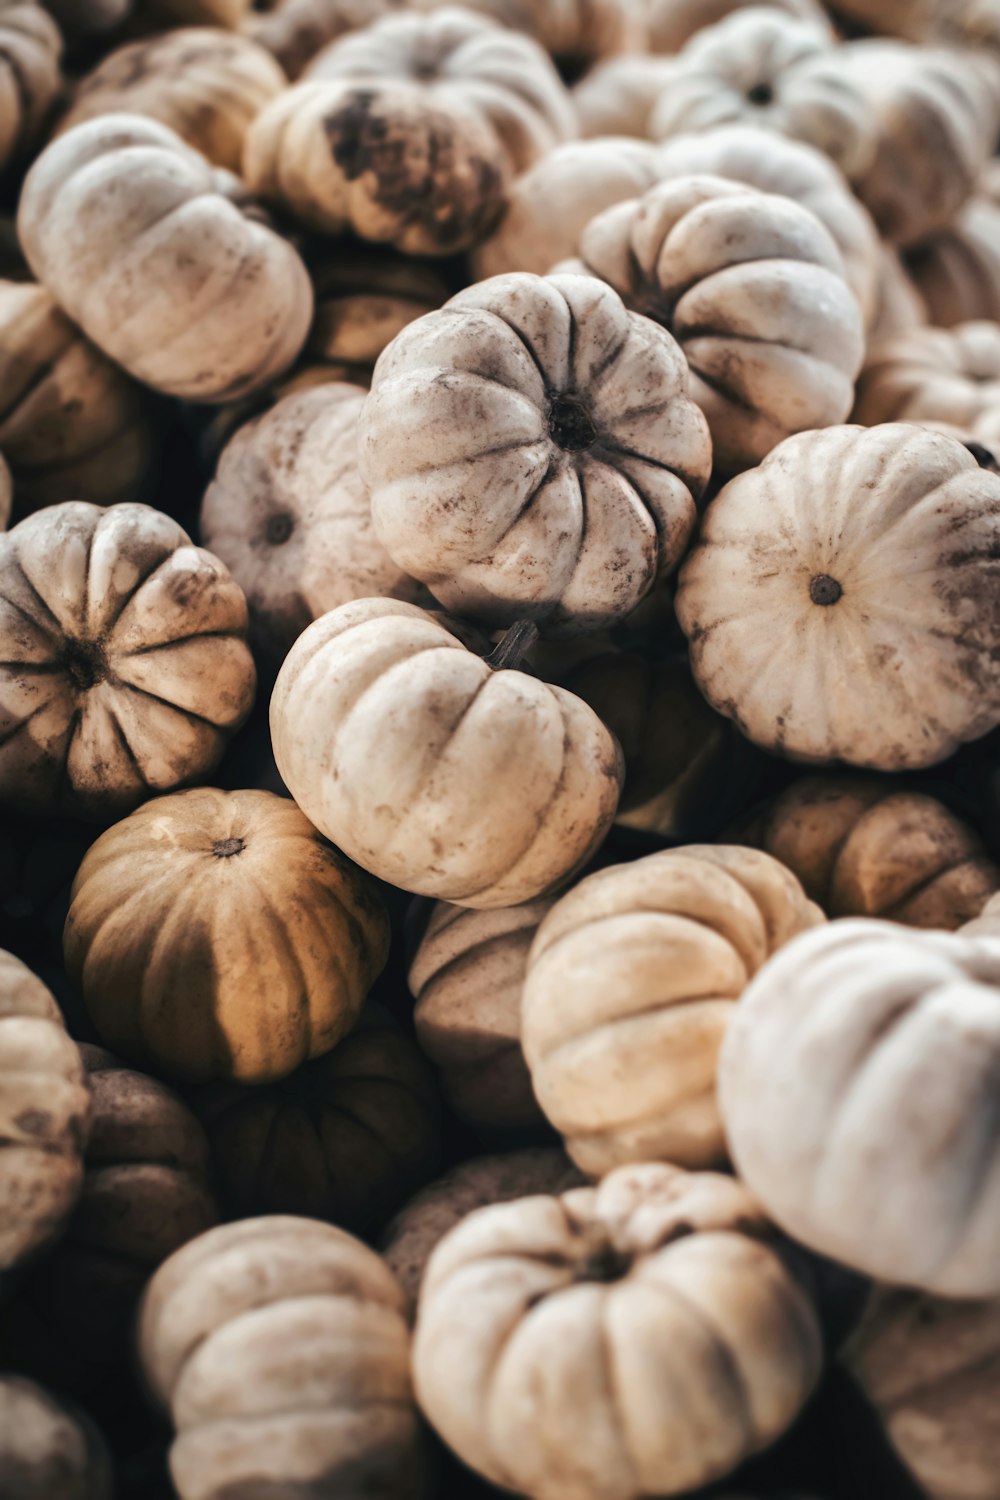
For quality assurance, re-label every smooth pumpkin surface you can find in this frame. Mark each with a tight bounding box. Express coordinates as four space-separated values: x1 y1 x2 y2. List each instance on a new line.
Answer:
855 321 1000 432
64 788 390 1084
0 1376 112 1500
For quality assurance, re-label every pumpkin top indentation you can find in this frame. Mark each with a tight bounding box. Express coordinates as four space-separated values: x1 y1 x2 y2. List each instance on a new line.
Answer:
809 574 843 607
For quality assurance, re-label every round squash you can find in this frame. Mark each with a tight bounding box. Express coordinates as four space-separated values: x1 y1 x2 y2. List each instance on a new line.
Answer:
382 1147 583 1310
196 1019 441 1232
64 788 389 1085
57 29 286 172
569 174 864 472
648 0 828 53
905 196 1000 328
0 950 90 1271
720 919 1000 1296
649 9 875 182
855 321 1000 432
18 115 313 403
415 0 640 83
0 279 160 515
572 53 675 139
739 774 1000 930
271 598 624 906
361 271 712 629
676 423 1000 771
413 1161 824 1500
0 501 256 819
138 1216 424 1500
200 383 421 660
522 844 822 1174
244 0 392 80
0 1376 112 1500
306 245 450 380
0 0 62 173
409 897 555 1132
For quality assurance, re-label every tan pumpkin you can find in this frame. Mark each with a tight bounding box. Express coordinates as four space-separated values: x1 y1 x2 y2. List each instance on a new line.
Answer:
569 174 864 472
409 897 556 1132
244 0 392 80
200 383 421 660
18 115 313 403
57 29 286 172
843 1286 1000 1500
855 322 1000 431
413 1161 824 1500
0 0 62 173
0 502 256 819
138 1216 424 1500
739 774 1000 930
905 196 1000 328
720 919 1000 1296
677 424 1000 770
64 788 390 1084
196 1019 441 1232
0 950 90 1271
306 245 450 380
361 271 712 629
415 0 641 82
270 598 624 907
650 10 875 183
0 280 160 515
647 0 829 53
0 1376 112 1500
522 845 822 1174
381 1147 582 1309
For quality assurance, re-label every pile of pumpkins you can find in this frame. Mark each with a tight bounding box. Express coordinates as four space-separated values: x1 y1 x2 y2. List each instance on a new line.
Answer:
3 0 1000 1496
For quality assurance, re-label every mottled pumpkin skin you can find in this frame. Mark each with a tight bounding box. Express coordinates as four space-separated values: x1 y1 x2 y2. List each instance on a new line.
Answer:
0 949 90 1271
414 1162 824 1500
64 788 390 1084
0 0 62 173
0 1376 113 1500
139 1216 425 1500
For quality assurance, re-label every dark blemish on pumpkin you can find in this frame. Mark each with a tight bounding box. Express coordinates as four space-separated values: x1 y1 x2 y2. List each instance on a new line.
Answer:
809 574 843 606
62 638 108 691
266 512 294 545
14 1108 51 1136
213 837 246 858
746 81 775 107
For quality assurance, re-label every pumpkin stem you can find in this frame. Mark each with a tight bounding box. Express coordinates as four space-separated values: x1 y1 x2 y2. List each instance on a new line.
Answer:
484 619 540 672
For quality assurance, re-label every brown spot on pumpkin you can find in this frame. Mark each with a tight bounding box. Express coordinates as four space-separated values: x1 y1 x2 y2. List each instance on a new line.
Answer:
809 574 843 607
213 837 246 858
14 1108 51 1136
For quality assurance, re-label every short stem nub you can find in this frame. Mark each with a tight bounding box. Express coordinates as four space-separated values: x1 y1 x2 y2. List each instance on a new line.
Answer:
212 837 246 859
484 619 541 672
809 574 843 607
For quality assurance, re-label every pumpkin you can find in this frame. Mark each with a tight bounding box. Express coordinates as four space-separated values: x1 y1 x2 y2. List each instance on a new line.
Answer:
413 1161 824 1500
306 245 450 381
963 891 1000 938
0 280 160 515
905 197 1000 328
0 502 256 819
244 0 391 80
843 1286 1000 1500
408 897 555 1132
868 241 926 345
57 29 286 173
42 0 126 32
195 1018 441 1233
0 0 62 173
855 322 1000 431
473 135 663 279
655 124 881 331
572 54 675 139
0 1377 112 1500
826 0 953 41
64 787 389 1084
361 271 712 628
648 9 874 182
738 774 1000 930
720 919 1000 1296
522 845 822 1174
568 174 864 472
382 1148 583 1309
415 0 641 83
138 1216 424 1500
0 450 10 527
0 950 90 1271
140 0 252 29
18 115 313 403
200 383 421 661
271 599 623 906
567 651 760 838
647 0 829 54
676 424 1000 770
836 40 1000 246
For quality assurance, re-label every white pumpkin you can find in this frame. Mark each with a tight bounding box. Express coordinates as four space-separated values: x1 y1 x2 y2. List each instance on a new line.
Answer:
647 0 829 54
906 196 1000 328
0 0 63 172
572 54 675 139
855 322 1000 432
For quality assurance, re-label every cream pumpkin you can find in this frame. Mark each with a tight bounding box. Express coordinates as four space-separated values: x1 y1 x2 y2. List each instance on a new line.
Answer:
720 919 1000 1296
244 0 392 80
962 891 1000 939
361 272 712 629
855 321 1000 432
409 897 556 1132
139 1216 424 1500
415 0 641 81
0 1377 112 1500
521 845 822 1174
868 242 926 345
200 383 421 660
306 246 450 380
57 29 286 172
905 197 1000 328
0 0 62 172
0 950 90 1271
0 279 160 514
270 599 624 907
649 9 875 182
569 174 864 471
0 502 255 819
572 54 675 139
739 774 1000 930
18 115 313 403
676 424 1000 770
413 1162 824 1500
64 788 390 1084
647 0 829 54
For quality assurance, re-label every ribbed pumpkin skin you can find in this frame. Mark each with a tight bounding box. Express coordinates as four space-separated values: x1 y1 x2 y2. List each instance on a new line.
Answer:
0 1375 113 1500
63 788 390 1085
0 0 62 173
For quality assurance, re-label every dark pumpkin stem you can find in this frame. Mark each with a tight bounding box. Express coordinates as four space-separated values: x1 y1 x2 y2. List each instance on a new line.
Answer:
484 619 541 672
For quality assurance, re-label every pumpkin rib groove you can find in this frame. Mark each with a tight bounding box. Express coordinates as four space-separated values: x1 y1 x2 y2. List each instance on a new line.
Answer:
0 695 56 748
244 870 313 1064
598 1303 641 1496
881 856 988 918
5 554 65 638
107 706 150 791
120 628 245 658
115 680 231 733
584 320 634 398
